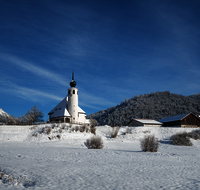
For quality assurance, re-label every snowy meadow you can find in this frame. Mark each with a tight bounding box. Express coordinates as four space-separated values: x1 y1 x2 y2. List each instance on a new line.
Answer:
0 124 200 190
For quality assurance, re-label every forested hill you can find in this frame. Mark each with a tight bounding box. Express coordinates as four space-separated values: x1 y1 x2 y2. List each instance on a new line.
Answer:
86 91 200 126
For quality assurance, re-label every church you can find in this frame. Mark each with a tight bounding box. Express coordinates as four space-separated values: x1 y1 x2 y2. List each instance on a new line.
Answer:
48 72 86 124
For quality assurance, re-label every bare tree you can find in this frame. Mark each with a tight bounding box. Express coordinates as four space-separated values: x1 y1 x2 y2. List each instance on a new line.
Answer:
25 105 44 125
89 119 97 127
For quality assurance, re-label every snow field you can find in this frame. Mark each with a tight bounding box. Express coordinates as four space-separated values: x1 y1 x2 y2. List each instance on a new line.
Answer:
0 124 200 189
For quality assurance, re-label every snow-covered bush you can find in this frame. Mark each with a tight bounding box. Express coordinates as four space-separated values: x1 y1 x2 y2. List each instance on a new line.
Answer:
110 126 120 138
140 135 159 152
85 136 103 149
170 132 192 146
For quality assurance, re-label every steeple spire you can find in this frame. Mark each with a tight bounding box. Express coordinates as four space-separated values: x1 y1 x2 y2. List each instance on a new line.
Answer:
70 71 76 87
72 71 74 80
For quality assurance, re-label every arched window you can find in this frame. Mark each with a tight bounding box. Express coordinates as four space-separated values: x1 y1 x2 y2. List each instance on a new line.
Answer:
73 90 75 94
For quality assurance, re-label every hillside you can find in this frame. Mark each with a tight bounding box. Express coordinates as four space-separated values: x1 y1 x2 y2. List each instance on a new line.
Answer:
0 124 200 189
87 91 200 126
0 108 10 123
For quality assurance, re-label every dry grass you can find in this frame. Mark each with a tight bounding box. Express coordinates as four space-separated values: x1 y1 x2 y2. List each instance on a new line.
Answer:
140 135 159 152
85 136 103 149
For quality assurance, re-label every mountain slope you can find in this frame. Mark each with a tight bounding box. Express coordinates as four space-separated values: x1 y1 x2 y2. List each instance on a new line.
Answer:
87 91 200 126
0 108 10 123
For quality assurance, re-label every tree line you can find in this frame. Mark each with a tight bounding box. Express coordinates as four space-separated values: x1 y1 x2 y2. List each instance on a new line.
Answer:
86 91 200 126
0 105 44 125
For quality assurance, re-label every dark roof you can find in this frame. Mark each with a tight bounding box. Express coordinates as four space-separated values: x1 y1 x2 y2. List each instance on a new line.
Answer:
159 113 190 123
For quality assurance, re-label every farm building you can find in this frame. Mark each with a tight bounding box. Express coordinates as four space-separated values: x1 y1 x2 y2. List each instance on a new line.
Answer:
159 113 200 128
126 119 162 127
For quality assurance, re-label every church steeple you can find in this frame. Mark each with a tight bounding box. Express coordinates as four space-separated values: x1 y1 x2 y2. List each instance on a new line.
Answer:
70 71 76 87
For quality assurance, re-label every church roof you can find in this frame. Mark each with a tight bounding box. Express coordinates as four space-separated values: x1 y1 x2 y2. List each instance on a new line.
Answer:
48 97 85 118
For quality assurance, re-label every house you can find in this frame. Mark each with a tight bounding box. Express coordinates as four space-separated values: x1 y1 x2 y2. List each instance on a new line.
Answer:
48 72 86 124
159 113 200 128
126 119 162 127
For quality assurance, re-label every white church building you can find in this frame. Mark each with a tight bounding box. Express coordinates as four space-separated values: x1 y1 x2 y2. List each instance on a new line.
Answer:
48 73 86 124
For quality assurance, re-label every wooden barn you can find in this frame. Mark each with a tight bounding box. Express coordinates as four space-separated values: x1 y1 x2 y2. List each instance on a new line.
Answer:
159 113 200 128
126 119 162 127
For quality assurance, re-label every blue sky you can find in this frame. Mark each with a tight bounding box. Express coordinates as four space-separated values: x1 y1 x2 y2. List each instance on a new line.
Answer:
0 0 200 121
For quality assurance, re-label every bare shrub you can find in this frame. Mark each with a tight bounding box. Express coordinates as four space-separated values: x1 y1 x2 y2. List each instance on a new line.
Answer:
59 129 62 133
124 127 132 135
41 127 46 134
80 125 86 132
32 133 38 137
90 119 97 127
52 123 56 129
61 124 66 129
0 168 38 187
90 126 96 135
57 135 61 139
187 130 200 140
170 132 192 146
140 135 159 152
74 126 79 132
110 126 120 138
29 125 37 130
142 130 150 134
85 136 103 149
46 128 52 135
85 126 89 133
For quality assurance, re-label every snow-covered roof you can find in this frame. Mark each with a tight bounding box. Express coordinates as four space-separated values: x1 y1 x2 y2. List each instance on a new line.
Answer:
48 97 85 118
78 106 86 113
135 119 162 125
159 113 190 123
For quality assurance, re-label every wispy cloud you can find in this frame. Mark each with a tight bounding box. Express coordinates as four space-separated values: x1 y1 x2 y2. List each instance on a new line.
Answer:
0 80 63 102
0 54 67 86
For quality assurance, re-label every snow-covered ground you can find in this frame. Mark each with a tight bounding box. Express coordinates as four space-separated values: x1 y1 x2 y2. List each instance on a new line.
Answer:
0 124 200 189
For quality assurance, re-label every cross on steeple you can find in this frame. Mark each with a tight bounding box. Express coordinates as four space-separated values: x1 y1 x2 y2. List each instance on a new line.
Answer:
70 71 76 87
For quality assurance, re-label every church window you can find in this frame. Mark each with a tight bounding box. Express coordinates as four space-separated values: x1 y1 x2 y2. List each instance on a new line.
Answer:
59 108 61 110
55 109 57 111
73 90 75 94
